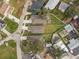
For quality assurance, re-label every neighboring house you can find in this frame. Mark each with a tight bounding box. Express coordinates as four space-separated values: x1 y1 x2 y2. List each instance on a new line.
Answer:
52 33 69 52
52 24 79 56
68 38 79 56
0 3 14 16
58 2 70 12
0 3 8 15
29 0 47 14
64 24 79 56
71 15 79 28
0 20 5 29
64 24 74 33
45 0 60 10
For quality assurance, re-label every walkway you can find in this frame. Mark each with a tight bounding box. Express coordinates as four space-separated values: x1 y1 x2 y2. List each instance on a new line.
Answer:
1 28 11 36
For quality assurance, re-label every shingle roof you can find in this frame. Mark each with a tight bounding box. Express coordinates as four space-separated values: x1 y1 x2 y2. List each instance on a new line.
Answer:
31 0 45 10
68 38 79 56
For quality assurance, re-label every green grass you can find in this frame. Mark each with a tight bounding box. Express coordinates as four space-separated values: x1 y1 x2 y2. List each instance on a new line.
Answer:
0 40 17 59
61 0 71 3
4 18 18 33
43 14 64 43
51 7 65 20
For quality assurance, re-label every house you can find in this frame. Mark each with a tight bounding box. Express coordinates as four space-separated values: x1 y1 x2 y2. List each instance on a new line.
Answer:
0 3 14 16
64 24 79 56
31 0 46 10
29 0 47 14
64 24 74 33
52 24 79 56
0 3 8 15
64 24 78 39
28 25 44 34
30 15 50 25
58 2 70 12
68 38 79 56
45 0 60 10
71 15 79 28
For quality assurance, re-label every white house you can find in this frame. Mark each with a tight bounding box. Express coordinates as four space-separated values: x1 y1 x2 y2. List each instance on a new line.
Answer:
45 0 60 10
59 2 70 12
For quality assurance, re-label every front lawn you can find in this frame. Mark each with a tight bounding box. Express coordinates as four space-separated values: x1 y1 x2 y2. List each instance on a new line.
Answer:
4 18 18 33
0 40 17 59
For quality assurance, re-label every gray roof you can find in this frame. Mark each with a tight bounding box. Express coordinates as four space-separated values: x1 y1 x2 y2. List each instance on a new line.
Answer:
69 30 78 39
28 25 44 33
68 39 79 50
72 46 79 56
59 2 70 12
68 38 79 56
31 0 46 10
30 15 48 25
45 0 60 10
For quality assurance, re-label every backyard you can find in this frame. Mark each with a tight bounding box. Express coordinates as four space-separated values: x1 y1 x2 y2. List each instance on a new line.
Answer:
51 7 65 20
0 40 17 59
43 14 64 43
4 18 18 33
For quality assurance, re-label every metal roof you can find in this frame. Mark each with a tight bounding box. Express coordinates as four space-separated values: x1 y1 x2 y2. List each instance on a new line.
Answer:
45 0 60 10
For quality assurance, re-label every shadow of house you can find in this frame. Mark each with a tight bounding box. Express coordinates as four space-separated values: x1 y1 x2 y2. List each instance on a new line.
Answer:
0 19 5 29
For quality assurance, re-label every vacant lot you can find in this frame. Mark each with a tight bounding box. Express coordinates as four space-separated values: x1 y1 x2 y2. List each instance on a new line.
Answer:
4 18 18 33
0 40 17 59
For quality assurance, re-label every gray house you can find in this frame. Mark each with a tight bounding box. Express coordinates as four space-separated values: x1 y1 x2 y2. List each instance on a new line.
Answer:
30 15 50 25
59 2 70 12
68 38 79 56
28 25 44 34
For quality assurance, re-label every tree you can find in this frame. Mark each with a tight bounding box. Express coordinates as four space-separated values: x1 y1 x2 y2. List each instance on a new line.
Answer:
21 39 44 54
46 46 62 59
